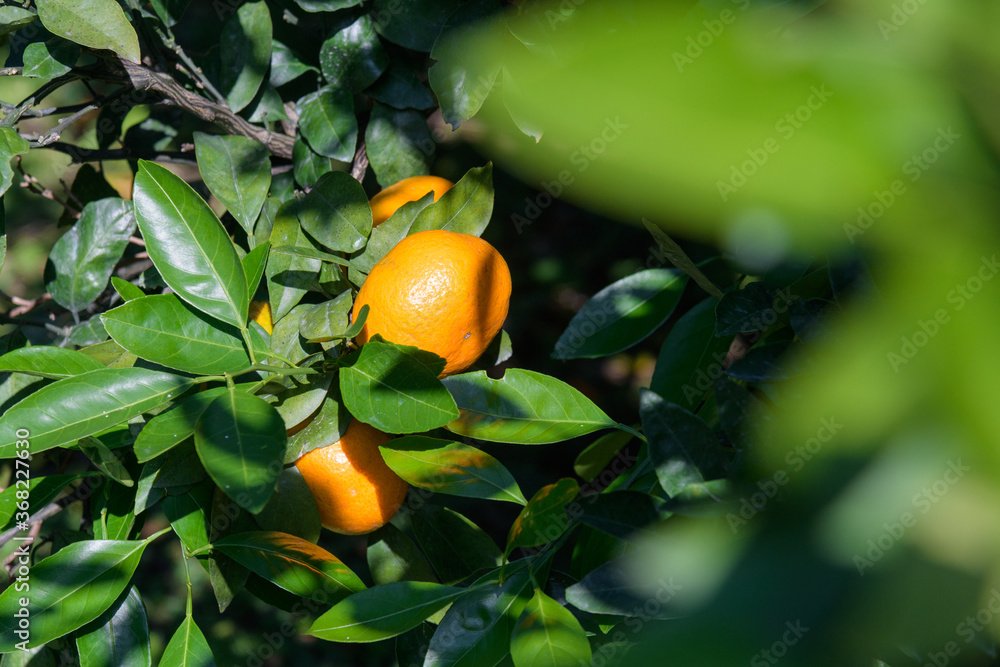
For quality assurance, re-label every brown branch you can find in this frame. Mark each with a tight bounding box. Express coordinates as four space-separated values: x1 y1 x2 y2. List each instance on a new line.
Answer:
350 141 369 182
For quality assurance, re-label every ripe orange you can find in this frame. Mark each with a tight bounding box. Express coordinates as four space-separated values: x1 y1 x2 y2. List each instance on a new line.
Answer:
369 175 453 227
351 229 511 377
294 420 409 535
249 300 273 334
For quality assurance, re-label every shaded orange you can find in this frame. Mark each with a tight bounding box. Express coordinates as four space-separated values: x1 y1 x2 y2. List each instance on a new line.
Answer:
294 420 409 535
351 229 511 377
369 175 453 226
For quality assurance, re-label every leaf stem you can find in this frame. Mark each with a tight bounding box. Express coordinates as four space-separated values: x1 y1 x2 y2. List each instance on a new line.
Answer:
614 422 647 444
240 327 258 365
144 526 174 544
181 545 194 617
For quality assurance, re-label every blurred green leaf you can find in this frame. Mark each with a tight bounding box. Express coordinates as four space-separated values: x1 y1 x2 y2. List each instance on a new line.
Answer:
577 491 659 541
35 0 139 63
194 133 271 236
219 0 271 112
148 0 189 27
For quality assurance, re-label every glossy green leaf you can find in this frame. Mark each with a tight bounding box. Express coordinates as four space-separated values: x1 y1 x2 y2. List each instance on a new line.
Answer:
271 373 333 440
195 388 288 513
553 269 688 360
194 133 271 235
91 478 137 541
428 0 502 128
0 368 195 457
270 40 315 87
112 277 145 302
242 244 269 296
35 0 139 63
207 486 253 612
103 294 267 375
78 339 136 369
573 431 631 483
219 0 271 112
133 387 228 463
0 345 103 378
0 473 87 531
79 436 134 487
348 193 433 283
310 581 464 643
0 537 155 650
320 14 387 89
299 291 353 343
158 616 216 667
412 504 501 584
367 59 435 110
75 586 150 667
510 588 592 667
68 317 109 346
365 103 434 188
215 531 365 603
298 87 358 161
409 163 494 236
284 383 348 463
296 171 372 254
254 467 322 544
641 389 727 497
132 160 249 328
443 369 616 444
372 0 460 52
578 491 659 540
506 478 578 558
380 436 526 504
367 523 438 586
292 137 330 188
424 569 533 667
161 483 213 554
22 39 79 78
0 128 29 197
341 340 458 434
649 297 731 410
266 200 322 321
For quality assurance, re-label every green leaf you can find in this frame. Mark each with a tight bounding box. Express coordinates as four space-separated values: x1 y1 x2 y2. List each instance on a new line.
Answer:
553 269 688 360
0 7 37 38
506 478 578 558
424 569 533 667
158 616 216 667
161 483 212 554
292 137 330 188
725 341 798 382
206 487 253 612
365 103 434 188
641 389 727 497
412 504 501 584
133 387 228 462
0 128 31 197
0 368 195 457
194 133 271 236
564 557 677 618
22 39 79 79
715 282 778 335
0 474 88 531
149 0 190 27
649 297 732 410
367 59 435 111
340 340 458 434
75 586 150 667
91 477 137 540
299 291 353 343
0 537 155 650
219 0 272 112
298 87 358 161
112 277 146 302
79 436 134 487
296 171 372 254
510 588 592 667
270 40 315 87
409 163 494 236
573 431 631 483
77 339 136 368
311 583 466 644
266 200 322 321
367 523 438 586
292 0 363 11
443 369 617 444
348 193 433 283
242 243 269 295
195 388 288 513
0 198 5 275
271 374 332 439
68 317 109 346
284 383 348 463
428 1 502 128
320 14 388 90
254 467 322 544
266 303 318 374
0 345 104 378
132 160 249 329
380 436 526 504
214 531 365 603
35 0 140 63
578 491 659 540
102 294 266 375
372 0 460 52
714 378 771 451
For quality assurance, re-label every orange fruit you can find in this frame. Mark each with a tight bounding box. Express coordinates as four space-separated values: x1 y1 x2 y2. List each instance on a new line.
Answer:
294 420 408 535
249 300 273 334
369 175 453 227
352 229 511 377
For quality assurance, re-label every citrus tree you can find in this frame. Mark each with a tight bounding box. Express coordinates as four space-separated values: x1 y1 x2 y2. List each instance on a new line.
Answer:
2 1 1000 667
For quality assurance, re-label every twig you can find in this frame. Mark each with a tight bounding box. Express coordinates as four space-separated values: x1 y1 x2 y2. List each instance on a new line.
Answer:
2 520 41 577
42 141 195 164
14 72 80 111
16 158 78 213
128 236 146 247
153 23 228 105
0 484 90 555
1 100 100 119
350 142 369 182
